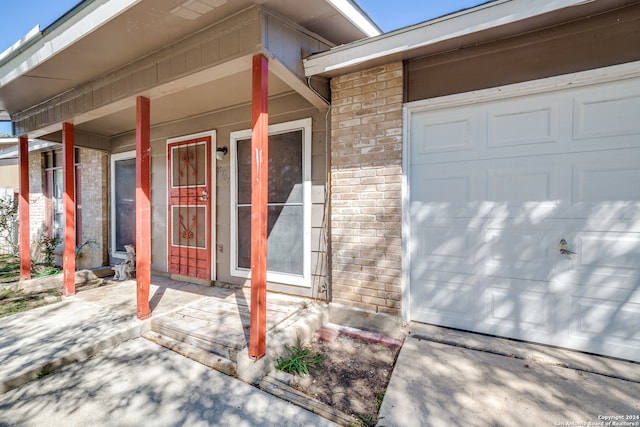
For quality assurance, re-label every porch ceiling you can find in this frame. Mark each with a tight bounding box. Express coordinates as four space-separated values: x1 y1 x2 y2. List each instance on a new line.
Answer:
0 0 378 138
73 69 291 137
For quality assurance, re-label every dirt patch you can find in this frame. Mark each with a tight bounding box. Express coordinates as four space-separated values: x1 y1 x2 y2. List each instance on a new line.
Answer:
288 329 401 426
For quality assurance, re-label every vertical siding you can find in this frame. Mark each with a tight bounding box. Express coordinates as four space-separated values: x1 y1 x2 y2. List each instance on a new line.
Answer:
406 3 640 102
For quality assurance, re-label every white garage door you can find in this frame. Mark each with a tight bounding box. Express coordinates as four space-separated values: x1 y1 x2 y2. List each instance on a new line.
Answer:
407 66 640 362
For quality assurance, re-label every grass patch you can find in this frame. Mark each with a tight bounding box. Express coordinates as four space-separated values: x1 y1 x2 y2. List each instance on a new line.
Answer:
0 254 61 283
0 255 20 283
275 344 324 376
0 288 62 319
33 267 62 278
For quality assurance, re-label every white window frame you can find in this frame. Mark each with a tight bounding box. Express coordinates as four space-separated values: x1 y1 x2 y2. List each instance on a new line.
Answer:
110 150 136 259
229 118 312 287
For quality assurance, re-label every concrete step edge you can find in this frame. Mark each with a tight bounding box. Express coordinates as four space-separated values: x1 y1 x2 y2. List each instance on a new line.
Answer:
0 324 141 395
141 330 237 377
149 321 244 359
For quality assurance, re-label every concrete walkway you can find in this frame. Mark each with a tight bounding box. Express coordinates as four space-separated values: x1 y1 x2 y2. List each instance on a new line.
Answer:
378 324 640 427
0 337 338 427
2 277 639 427
0 277 336 426
0 277 215 394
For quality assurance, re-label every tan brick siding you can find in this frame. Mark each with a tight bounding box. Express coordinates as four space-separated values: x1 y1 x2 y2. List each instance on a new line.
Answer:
27 147 108 268
330 62 403 316
28 152 46 263
77 149 108 269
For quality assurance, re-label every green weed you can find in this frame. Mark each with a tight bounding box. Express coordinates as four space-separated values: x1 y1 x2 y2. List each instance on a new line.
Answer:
275 344 324 376
357 413 377 427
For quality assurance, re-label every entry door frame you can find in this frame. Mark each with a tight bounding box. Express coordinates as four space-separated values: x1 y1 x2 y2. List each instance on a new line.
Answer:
167 130 217 281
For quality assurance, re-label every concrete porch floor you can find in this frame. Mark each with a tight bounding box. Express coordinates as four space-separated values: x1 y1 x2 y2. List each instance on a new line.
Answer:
0 275 328 394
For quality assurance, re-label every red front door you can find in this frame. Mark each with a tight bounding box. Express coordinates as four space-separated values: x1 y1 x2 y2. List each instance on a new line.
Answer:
168 136 212 280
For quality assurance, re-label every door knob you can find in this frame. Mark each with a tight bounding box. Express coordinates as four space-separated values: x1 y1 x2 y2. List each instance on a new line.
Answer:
559 239 576 255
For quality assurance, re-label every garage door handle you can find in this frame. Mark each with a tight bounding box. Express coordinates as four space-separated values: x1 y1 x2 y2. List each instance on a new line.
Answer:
559 239 577 255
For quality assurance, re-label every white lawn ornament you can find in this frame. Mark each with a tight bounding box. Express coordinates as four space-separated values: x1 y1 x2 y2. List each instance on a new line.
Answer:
112 244 136 280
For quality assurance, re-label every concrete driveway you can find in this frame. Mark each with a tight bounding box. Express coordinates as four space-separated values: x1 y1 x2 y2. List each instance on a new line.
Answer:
378 325 640 427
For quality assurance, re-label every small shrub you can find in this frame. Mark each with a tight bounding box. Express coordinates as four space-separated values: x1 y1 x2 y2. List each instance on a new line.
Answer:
37 235 61 267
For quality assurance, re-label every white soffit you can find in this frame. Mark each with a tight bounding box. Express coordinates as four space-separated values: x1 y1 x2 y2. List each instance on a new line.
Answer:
170 0 228 20
0 0 142 88
304 0 596 76
327 0 381 37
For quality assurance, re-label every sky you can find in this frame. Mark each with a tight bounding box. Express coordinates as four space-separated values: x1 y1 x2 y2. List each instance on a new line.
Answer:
0 0 485 135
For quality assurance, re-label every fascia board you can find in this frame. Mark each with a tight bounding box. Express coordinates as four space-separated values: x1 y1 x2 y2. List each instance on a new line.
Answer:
304 0 595 76
326 0 381 37
0 25 41 63
0 0 142 88
0 139 58 159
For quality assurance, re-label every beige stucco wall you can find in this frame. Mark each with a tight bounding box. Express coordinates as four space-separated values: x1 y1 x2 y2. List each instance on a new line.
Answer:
0 163 18 188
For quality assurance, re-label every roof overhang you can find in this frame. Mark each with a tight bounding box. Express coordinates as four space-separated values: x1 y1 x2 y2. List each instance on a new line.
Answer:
0 138 58 159
304 0 640 77
0 0 379 142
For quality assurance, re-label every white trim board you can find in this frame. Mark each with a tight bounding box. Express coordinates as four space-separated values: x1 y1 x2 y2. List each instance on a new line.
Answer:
406 60 640 112
110 151 136 260
304 0 596 76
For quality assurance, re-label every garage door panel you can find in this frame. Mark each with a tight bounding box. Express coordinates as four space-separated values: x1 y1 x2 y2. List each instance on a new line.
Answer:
484 228 551 281
488 165 559 203
482 285 558 337
411 164 480 204
411 276 479 327
573 159 640 204
408 72 640 362
568 291 640 361
410 110 478 156
416 226 476 265
487 99 559 148
579 232 640 270
554 268 639 292
573 83 640 140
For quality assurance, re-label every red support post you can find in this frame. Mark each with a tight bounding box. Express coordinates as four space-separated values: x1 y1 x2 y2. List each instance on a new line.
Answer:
136 96 152 320
62 122 76 296
249 54 269 359
18 136 31 281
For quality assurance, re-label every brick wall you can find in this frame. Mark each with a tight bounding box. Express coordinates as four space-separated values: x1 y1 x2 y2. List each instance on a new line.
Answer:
77 148 108 269
330 62 403 316
27 147 108 268
28 152 46 263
